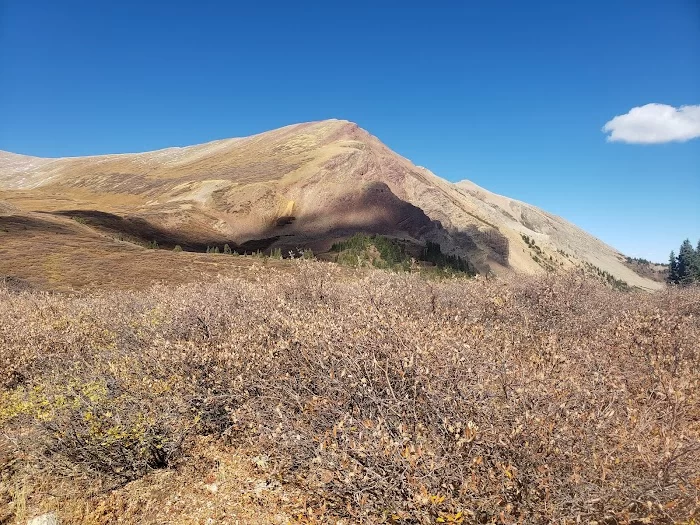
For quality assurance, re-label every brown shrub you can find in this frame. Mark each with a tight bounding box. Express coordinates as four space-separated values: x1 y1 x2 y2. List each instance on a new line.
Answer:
1 263 698 523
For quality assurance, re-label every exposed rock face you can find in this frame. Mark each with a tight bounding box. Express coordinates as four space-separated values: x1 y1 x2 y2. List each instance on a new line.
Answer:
0 119 661 289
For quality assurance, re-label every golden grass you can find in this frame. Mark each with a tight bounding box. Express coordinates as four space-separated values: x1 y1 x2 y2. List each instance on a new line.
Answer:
0 210 290 292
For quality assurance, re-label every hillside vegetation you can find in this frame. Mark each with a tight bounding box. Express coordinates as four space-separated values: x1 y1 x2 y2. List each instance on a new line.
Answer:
1 264 698 524
331 233 475 275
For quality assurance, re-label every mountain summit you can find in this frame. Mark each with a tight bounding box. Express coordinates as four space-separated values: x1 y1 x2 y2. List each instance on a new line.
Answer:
0 120 661 290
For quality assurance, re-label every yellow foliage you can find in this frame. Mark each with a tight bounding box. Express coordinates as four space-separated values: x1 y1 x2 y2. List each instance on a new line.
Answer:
436 511 464 523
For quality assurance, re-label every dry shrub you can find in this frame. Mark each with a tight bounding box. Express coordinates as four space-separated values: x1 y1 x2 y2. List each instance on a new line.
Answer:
1 263 698 523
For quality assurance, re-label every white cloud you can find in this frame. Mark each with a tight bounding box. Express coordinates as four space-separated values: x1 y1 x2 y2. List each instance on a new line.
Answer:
602 103 700 144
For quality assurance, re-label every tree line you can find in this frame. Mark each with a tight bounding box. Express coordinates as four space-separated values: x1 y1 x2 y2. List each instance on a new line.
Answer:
668 239 700 285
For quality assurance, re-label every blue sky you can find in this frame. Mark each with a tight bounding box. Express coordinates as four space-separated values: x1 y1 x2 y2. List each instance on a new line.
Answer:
1 1 698 262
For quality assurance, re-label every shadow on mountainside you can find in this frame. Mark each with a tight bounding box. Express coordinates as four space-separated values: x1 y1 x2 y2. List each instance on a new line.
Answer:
22 181 509 268
49 209 280 253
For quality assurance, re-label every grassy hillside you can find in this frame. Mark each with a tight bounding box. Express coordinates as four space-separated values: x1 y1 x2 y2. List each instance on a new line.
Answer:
1 264 697 524
0 207 295 293
623 256 668 283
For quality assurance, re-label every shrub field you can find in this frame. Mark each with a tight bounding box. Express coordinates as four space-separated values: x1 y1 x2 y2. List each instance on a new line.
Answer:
1 262 698 523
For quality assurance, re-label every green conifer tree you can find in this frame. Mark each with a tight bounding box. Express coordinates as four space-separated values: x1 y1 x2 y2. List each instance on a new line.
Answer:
667 251 678 284
677 239 696 285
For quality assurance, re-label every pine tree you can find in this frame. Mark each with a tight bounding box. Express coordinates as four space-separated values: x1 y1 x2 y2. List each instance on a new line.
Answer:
677 239 696 285
223 243 232 255
667 251 678 284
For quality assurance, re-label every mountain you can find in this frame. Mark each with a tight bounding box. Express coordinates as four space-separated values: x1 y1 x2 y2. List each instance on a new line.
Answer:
0 119 662 290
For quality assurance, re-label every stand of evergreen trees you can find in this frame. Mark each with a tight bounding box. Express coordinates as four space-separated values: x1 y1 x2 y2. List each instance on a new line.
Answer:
668 239 700 285
331 233 476 276
423 241 475 275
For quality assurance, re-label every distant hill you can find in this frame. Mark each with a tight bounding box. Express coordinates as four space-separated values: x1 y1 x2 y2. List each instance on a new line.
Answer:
0 119 662 290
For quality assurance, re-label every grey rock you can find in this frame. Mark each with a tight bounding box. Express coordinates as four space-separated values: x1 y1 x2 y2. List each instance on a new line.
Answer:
27 513 59 525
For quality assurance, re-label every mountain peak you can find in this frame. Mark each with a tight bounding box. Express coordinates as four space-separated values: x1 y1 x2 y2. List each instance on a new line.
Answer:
0 121 662 290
